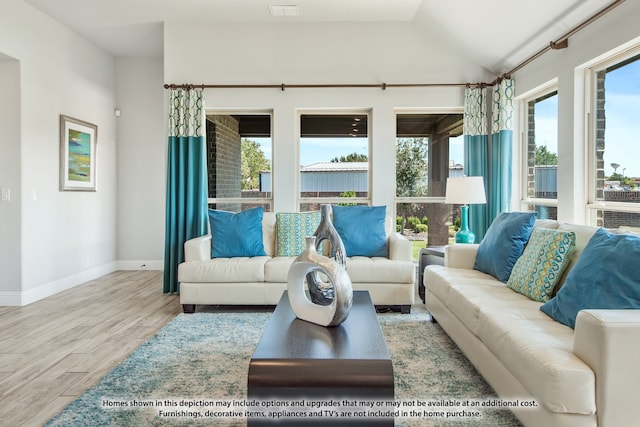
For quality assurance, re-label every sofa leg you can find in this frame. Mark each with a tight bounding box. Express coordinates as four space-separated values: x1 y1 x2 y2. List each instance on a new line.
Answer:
400 305 411 314
182 304 195 314
430 315 438 324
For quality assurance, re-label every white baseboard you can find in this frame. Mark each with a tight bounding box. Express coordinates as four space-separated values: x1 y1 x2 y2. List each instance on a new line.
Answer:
0 260 164 307
115 260 164 270
0 262 117 307
0 291 22 306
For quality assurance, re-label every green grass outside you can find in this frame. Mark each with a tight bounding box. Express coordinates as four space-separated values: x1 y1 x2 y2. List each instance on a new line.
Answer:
411 240 426 261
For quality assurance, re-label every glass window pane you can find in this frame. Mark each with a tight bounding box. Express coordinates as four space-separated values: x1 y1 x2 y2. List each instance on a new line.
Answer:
209 202 272 213
206 114 272 212
299 114 369 200
396 202 456 260
395 113 463 250
299 201 368 213
396 137 429 197
594 53 640 227
527 92 558 201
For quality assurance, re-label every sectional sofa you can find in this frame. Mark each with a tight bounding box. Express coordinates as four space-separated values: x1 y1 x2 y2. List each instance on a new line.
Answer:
179 206 415 313
424 214 640 427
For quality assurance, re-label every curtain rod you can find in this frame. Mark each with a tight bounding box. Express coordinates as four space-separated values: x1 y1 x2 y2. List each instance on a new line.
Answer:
498 0 625 80
163 82 485 91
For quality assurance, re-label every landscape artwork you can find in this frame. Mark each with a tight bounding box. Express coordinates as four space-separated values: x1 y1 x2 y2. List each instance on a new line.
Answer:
68 129 91 181
60 115 97 191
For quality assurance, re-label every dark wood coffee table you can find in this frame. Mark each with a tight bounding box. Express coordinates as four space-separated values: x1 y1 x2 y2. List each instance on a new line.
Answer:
247 290 394 426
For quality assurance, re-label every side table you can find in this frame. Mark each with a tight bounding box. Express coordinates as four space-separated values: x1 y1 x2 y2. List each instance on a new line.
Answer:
418 246 446 303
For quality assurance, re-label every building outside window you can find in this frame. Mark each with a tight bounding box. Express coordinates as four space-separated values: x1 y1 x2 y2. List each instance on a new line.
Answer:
589 50 640 229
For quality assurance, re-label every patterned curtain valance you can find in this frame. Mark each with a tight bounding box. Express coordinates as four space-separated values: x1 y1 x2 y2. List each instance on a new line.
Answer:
168 88 204 138
464 86 487 137
492 79 515 133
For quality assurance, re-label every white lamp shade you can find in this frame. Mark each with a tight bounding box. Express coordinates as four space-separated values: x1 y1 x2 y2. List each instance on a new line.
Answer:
445 176 487 205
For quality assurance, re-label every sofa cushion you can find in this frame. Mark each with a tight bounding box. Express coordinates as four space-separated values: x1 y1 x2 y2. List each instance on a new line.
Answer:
541 228 640 328
474 211 537 282
346 257 414 283
507 228 575 302
275 212 321 256
208 207 266 258
478 308 595 415
178 256 269 283
264 257 296 282
332 205 388 257
555 223 598 288
262 212 277 257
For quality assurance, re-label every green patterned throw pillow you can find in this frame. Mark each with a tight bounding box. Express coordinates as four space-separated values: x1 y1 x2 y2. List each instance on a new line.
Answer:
275 212 321 257
507 228 576 302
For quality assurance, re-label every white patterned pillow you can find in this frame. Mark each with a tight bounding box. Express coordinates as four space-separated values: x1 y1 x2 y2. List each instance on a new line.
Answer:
275 212 321 257
507 228 575 302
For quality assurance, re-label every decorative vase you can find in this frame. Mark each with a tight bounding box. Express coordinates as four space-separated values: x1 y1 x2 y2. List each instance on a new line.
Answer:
287 236 353 327
455 205 476 244
307 204 347 305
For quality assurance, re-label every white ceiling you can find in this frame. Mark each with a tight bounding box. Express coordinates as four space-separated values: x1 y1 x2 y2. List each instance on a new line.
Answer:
23 0 616 74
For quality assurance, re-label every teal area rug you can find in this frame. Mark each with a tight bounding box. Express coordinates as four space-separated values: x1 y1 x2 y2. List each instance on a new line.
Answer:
45 306 522 426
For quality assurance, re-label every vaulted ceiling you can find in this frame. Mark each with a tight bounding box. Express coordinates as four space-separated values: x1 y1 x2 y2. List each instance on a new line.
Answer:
23 0 617 75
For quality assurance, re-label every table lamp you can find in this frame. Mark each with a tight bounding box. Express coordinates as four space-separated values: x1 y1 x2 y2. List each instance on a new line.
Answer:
445 176 487 244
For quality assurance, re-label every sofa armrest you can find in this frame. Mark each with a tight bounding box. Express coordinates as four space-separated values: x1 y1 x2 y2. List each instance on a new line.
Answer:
184 234 211 262
444 244 479 269
574 309 640 426
388 233 412 261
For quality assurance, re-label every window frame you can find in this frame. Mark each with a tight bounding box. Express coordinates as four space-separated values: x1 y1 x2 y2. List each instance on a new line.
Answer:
296 109 372 210
518 82 559 217
205 109 274 211
393 109 463 249
393 109 463 208
585 45 640 226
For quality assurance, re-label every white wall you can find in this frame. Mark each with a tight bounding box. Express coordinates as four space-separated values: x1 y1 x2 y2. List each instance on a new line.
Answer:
512 0 640 223
0 56 21 298
164 21 492 213
0 0 117 304
115 58 166 269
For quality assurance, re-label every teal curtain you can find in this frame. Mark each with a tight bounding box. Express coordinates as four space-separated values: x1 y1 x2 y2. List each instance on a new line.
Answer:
163 88 209 294
490 79 515 219
463 85 490 241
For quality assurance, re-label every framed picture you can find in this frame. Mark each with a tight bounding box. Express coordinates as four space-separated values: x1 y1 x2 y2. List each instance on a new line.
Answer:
60 115 97 191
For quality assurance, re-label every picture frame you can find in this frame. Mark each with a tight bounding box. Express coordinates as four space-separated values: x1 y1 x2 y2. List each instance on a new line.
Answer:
60 115 98 191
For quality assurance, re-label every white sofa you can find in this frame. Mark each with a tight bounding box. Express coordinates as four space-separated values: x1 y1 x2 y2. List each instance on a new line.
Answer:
424 221 640 427
179 212 415 313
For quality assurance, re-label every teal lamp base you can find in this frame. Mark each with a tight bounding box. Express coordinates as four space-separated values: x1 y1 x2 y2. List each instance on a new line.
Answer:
455 205 476 244
455 229 476 244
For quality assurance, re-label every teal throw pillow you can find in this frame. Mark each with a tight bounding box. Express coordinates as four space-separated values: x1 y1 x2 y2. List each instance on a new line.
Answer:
540 228 640 329
474 212 537 283
208 207 266 258
275 212 321 256
507 228 575 302
332 205 388 257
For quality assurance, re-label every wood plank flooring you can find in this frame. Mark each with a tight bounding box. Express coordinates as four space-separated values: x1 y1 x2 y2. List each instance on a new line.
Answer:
0 271 182 427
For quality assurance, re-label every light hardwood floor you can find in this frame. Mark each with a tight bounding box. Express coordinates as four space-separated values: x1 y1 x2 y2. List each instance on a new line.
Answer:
0 271 182 427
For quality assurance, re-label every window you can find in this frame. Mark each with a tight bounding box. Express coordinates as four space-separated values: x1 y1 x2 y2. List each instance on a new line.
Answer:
395 113 463 258
589 50 640 228
521 90 558 220
205 113 272 212
298 113 370 212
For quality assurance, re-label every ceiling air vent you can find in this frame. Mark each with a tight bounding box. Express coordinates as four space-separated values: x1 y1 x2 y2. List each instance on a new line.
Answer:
268 5 300 17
